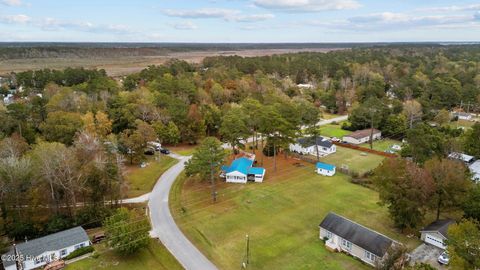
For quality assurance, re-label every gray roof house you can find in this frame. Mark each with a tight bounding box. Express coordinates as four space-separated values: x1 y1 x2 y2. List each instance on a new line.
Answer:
469 160 480 183
319 212 396 266
289 137 336 157
420 219 455 249
2 226 91 270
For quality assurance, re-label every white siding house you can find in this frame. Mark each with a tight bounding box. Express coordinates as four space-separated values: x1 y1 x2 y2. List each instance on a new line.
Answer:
343 129 381 145
2 227 91 270
420 220 454 250
316 162 336 176
453 112 472 121
319 212 395 267
289 137 336 156
221 157 266 184
469 160 480 183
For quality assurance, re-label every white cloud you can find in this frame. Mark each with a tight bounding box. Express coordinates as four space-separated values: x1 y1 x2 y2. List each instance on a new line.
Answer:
21 16 134 34
0 14 30 24
170 21 198 30
304 12 480 31
234 13 274 22
418 4 480 13
163 8 274 22
253 0 361 12
1 0 22 6
163 8 238 19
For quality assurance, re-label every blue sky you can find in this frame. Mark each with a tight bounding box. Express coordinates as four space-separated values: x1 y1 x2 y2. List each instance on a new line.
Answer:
1 0 480 42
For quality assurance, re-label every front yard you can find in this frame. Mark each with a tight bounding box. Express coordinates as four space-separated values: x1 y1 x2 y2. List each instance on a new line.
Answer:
170 154 419 270
124 156 178 198
66 241 183 270
319 123 352 138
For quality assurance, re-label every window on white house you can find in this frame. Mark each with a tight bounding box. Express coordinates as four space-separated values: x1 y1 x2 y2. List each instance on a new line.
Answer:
326 231 332 239
74 243 85 250
60 249 67 257
341 239 352 250
365 251 377 261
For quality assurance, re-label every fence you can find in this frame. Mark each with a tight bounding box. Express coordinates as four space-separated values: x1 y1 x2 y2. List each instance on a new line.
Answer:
332 142 397 158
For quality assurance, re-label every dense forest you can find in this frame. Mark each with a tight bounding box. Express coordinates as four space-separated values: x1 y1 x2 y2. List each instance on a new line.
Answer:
0 42 358 60
0 45 480 245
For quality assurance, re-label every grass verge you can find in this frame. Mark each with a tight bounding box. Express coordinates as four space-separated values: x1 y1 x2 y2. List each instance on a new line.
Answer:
124 156 177 198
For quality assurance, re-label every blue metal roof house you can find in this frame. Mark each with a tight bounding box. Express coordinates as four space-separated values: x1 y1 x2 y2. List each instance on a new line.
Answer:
222 157 266 183
316 162 336 176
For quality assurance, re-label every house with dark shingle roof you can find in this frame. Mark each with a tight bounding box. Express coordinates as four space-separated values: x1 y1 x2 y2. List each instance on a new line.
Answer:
289 136 336 156
319 212 396 266
342 129 381 145
2 226 91 270
420 219 455 250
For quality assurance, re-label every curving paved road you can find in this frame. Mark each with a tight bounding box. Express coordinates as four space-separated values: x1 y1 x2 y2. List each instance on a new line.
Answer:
146 114 348 270
148 154 218 270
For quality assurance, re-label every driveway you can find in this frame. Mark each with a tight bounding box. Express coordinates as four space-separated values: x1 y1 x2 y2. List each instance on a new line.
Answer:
148 154 218 270
409 244 448 269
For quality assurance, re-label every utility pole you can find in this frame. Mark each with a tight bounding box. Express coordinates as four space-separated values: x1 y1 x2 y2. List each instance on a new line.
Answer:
369 109 375 150
210 160 216 203
242 234 250 269
246 234 250 265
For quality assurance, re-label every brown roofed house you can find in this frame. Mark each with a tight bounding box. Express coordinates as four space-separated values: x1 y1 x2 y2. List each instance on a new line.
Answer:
342 129 381 145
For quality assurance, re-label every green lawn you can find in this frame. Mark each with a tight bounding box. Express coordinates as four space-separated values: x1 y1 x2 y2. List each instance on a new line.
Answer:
174 148 197 156
320 146 386 175
170 161 419 270
319 124 352 138
449 119 477 129
359 139 403 152
321 112 344 120
66 241 183 270
124 156 178 198
169 145 198 156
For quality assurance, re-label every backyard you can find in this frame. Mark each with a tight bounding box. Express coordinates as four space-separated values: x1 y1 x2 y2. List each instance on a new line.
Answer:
124 156 178 198
170 154 419 270
319 145 386 175
66 241 183 270
359 139 403 153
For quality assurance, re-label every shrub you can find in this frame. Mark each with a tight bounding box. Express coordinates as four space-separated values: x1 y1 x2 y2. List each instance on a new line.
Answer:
64 245 94 260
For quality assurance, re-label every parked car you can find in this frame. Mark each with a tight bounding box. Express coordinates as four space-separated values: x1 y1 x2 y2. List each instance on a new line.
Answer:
147 141 162 151
144 147 155 155
92 232 106 244
160 148 170 154
438 251 449 265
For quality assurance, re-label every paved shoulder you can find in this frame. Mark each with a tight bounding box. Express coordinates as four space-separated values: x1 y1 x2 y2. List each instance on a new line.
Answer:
148 155 218 270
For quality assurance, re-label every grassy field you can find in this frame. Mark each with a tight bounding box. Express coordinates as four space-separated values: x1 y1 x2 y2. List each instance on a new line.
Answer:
321 112 344 120
124 156 177 198
168 143 200 156
320 124 352 138
449 119 477 129
170 155 419 270
319 146 386 175
66 241 183 270
359 139 402 152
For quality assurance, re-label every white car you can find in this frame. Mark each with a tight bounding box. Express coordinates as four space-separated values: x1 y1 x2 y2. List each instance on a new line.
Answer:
438 251 449 265
391 144 402 151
